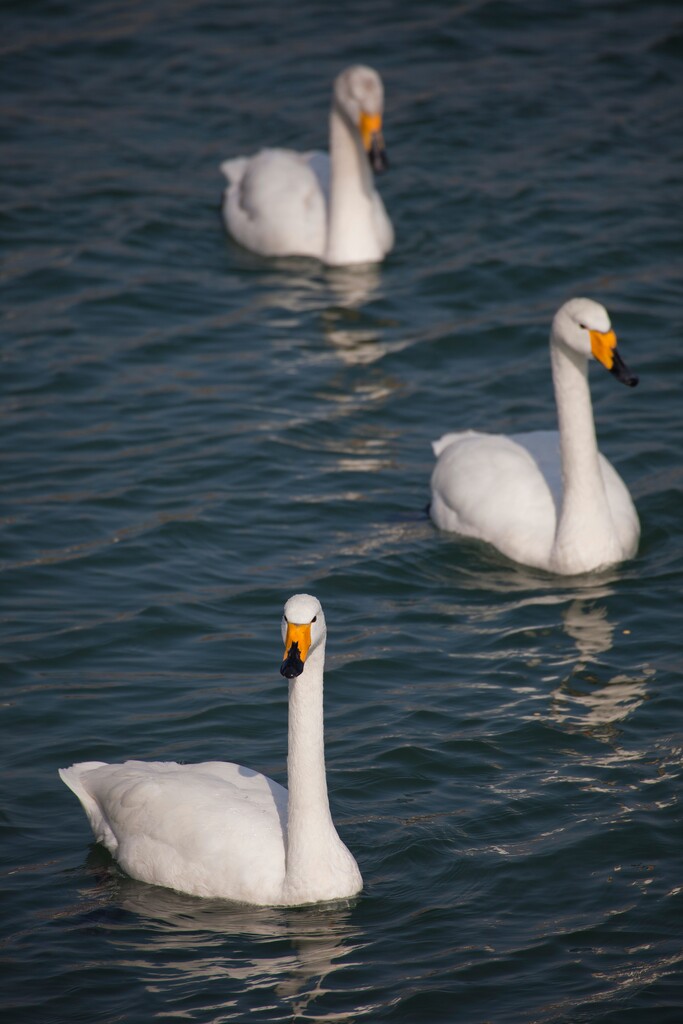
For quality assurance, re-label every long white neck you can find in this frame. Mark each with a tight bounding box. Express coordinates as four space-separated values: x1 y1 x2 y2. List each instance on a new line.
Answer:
550 337 620 573
325 105 384 266
283 641 358 902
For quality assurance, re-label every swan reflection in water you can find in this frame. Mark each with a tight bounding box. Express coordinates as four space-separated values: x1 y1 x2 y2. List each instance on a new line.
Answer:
550 598 654 739
326 263 382 310
562 597 615 659
258 260 395 366
321 264 398 367
81 850 363 1021
445 566 653 743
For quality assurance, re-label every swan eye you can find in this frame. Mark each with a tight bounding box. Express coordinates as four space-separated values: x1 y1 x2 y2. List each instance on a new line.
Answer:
578 323 587 330
311 616 317 623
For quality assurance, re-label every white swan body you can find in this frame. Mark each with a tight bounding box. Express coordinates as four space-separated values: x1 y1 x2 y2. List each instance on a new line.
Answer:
430 299 640 574
221 65 393 266
60 595 362 906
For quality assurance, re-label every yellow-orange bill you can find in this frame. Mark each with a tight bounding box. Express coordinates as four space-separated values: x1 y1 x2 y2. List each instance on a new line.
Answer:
359 112 382 151
590 328 617 370
283 621 312 663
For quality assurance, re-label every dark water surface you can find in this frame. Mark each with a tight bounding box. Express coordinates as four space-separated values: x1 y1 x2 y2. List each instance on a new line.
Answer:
2 1 682 1021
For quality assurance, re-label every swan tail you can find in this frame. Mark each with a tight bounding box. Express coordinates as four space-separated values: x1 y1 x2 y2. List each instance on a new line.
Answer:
431 431 479 458
220 157 249 184
59 763 119 855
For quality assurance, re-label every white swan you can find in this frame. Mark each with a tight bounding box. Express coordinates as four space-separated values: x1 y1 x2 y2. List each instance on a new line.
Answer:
430 298 640 575
59 594 362 906
220 65 393 266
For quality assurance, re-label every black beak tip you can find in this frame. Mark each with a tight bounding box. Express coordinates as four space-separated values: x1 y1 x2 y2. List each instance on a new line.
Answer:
609 351 639 388
611 365 639 388
368 143 388 175
280 641 304 679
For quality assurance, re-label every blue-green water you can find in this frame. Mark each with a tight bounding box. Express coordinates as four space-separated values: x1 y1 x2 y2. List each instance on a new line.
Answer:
2 1 682 1021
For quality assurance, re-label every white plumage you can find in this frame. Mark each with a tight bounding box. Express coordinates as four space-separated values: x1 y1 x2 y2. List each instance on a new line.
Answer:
221 65 393 266
60 595 362 906
430 299 640 574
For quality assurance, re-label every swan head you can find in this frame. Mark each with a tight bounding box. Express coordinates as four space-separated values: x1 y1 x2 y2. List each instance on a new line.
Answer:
552 298 638 387
280 594 326 679
333 65 388 174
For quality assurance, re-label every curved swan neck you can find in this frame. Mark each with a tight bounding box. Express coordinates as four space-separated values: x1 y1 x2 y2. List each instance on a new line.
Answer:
325 105 382 265
551 339 600 478
550 335 616 571
285 642 339 885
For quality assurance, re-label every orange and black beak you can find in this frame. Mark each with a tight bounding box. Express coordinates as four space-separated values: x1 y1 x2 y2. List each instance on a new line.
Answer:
359 112 388 174
590 328 638 387
280 621 312 679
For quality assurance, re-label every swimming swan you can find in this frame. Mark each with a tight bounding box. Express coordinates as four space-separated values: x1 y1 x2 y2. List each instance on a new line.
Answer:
430 298 640 575
220 65 393 265
59 594 362 906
